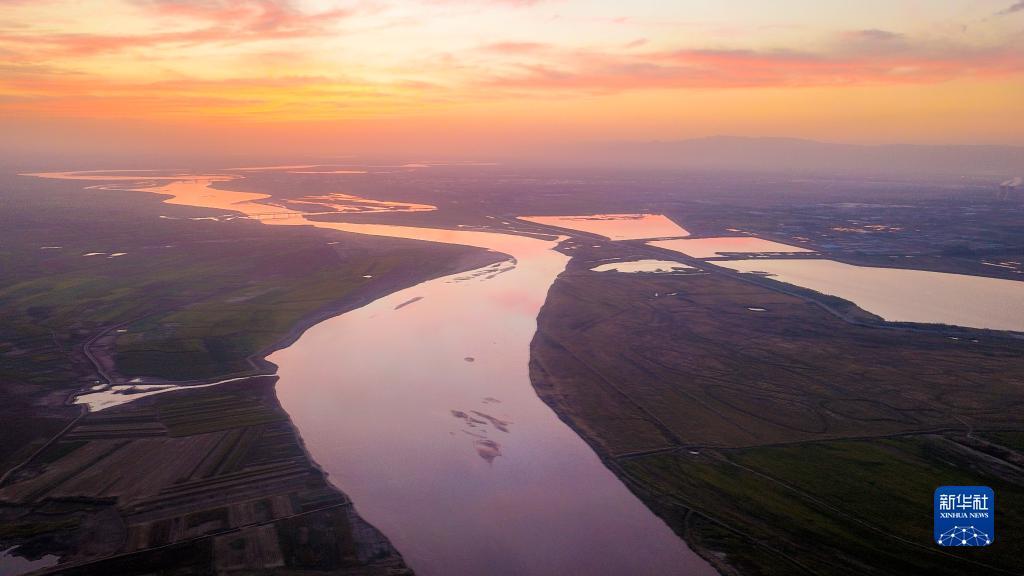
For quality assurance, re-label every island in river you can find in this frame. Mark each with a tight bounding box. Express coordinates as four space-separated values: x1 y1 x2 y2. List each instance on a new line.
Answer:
2 165 1024 576
0 169 713 576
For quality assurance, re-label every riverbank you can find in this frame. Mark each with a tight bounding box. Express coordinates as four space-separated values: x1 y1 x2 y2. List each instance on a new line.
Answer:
528 249 1024 575
0 172 506 574
1 376 414 575
266 223 716 576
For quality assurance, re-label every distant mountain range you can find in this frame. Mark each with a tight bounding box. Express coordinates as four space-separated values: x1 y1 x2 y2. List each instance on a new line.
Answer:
577 136 1024 178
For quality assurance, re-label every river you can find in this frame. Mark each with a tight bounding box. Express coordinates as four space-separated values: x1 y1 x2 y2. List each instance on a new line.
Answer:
38 171 715 575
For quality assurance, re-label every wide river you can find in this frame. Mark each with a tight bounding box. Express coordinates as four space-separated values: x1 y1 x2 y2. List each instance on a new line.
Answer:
39 172 714 575
270 230 711 575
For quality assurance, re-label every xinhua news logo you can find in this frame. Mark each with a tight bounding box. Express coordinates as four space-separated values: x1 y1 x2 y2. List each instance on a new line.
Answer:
934 486 994 547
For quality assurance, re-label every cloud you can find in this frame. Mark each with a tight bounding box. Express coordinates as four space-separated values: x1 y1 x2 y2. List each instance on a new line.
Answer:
424 0 544 5
2 4 1022 125
135 0 353 33
844 29 905 42
481 41 550 54
0 70 436 121
997 1 1024 15
0 0 355 57
471 41 1024 94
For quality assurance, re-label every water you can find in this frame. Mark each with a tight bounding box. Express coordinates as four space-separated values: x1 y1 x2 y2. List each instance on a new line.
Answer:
0 547 59 576
269 225 713 576
35 172 714 576
27 172 435 218
518 214 690 240
76 377 256 411
720 258 1024 332
591 259 695 273
650 236 812 258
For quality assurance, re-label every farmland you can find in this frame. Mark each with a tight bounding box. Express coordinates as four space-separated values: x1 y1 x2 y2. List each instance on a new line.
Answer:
530 245 1024 575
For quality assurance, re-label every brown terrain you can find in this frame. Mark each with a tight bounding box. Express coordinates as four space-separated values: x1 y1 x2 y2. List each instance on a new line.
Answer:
1 378 409 575
0 173 502 575
4 167 1022 576
530 239 1024 575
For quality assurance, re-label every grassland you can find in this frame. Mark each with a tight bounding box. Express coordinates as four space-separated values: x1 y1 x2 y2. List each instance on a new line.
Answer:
1 378 411 575
0 173 498 573
530 245 1024 575
0 175 494 463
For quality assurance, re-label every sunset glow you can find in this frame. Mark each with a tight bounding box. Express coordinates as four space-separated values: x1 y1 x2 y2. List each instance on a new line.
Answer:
2 1 1023 159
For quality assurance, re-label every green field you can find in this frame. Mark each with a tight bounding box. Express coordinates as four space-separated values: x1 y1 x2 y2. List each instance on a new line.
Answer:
0 174 489 574
531 252 1024 575
0 174 491 474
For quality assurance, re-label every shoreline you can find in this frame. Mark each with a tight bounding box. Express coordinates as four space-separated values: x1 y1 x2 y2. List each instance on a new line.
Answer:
527 334 734 575
4 171 511 575
14 242 503 576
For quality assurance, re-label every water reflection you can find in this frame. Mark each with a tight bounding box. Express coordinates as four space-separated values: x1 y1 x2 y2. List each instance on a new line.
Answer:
269 234 711 575
76 377 255 411
0 547 59 576
650 236 812 258
518 214 689 240
720 259 1024 332
27 172 436 218
33 171 714 576
591 259 695 273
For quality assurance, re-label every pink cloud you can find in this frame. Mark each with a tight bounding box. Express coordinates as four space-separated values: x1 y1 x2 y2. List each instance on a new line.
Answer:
424 0 544 5
0 0 354 57
471 39 1024 94
138 0 352 33
481 41 551 54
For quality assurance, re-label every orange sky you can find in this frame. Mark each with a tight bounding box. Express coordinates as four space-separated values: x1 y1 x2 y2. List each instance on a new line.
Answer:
2 1 1023 161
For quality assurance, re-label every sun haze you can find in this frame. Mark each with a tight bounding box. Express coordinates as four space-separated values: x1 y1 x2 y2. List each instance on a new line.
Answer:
1 0 1022 161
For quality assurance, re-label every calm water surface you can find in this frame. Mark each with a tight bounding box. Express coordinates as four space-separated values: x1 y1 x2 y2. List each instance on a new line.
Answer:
518 214 689 240
721 258 1024 332
591 259 695 273
38 172 714 576
268 226 713 576
650 236 812 258
0 547 58 576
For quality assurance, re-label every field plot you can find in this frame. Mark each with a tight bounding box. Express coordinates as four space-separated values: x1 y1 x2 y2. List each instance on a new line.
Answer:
531 266 1024 575
0 378 409 575
0 175 497 574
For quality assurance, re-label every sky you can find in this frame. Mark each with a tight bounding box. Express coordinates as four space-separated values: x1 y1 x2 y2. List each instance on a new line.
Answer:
1 0 1023 161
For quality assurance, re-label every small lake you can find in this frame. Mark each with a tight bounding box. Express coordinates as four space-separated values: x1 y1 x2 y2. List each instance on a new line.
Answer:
591 259 695 273
518 214 689 240
76 377 255 411
720 259 1024 332
0 547 58 576
650 236 812 258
